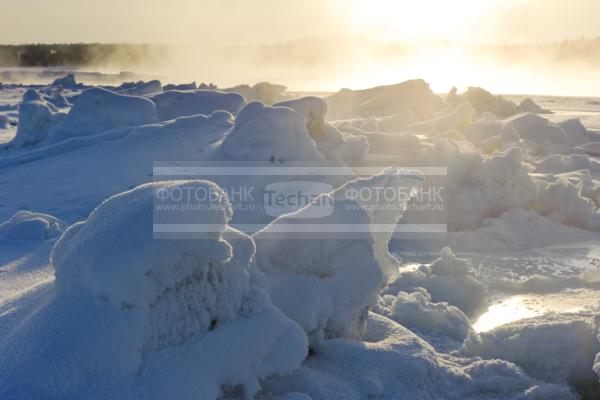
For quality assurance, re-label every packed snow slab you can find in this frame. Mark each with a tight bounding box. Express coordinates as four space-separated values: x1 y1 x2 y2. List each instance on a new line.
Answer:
0 181 307 399
51 87 158 138
325 79 444 120
152 89 245 121
254 168 424 343
0 211 64 240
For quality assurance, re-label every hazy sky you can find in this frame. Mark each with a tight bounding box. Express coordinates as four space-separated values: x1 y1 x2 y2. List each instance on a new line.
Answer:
1 0 600 45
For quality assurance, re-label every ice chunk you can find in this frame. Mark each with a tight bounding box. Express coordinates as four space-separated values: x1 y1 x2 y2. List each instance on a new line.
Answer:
254 168 423 342
51 73 77 87
152 89 245 121
326 79 444 120
120 79 162 96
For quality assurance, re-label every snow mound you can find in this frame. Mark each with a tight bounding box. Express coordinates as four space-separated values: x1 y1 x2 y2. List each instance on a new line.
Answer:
0 181 307 399
254 168 424 343
387 248 488 317
0 210 64 240
8 89 64 147
377 289 473 341
152 90 245 121
52 87 158 137
462 313 600 387
219 101 326 162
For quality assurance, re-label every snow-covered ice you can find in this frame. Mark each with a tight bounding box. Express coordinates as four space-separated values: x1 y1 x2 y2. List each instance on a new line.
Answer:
0 75 599 399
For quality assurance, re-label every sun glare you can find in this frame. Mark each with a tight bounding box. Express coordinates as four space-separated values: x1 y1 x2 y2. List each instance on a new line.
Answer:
346 0 498 42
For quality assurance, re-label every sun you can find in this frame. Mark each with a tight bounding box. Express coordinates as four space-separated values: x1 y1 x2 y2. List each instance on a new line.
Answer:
344 0 498 43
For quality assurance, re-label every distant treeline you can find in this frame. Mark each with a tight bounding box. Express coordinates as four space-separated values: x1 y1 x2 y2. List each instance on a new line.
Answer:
0 43 168 67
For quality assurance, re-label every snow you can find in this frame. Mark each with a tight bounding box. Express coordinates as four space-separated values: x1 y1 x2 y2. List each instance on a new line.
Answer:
0 211 64 240
119 79 163 96
255 168 424 343
377 289 474 341
219 101 326 162
462 313 599 386
448 209 597 253
0 180 307 399
51 73 77 87
326 79 444 120
50 87 158 139
152 89 245 121
386 248 488 317
1 76 600 399
273 96 369 163
7 88 65 147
